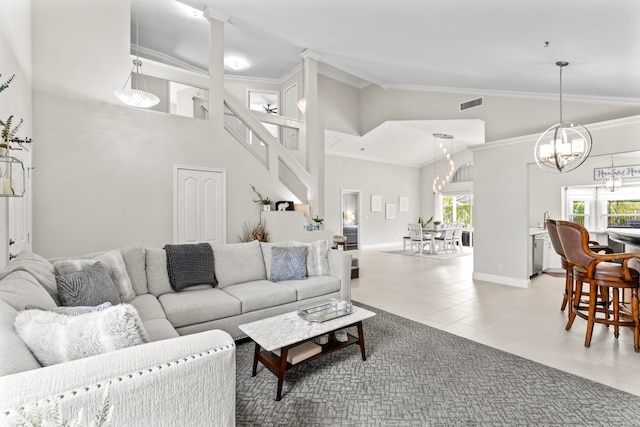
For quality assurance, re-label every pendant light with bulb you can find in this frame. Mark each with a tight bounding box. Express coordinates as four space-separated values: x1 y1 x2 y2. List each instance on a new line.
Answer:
432 133 455 195
602 155 623 192
114 0 160 108
534 61 592 173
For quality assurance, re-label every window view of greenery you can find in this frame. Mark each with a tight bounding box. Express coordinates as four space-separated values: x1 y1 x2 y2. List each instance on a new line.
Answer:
570 201 586 226
443 195 473 227
606 200 640 227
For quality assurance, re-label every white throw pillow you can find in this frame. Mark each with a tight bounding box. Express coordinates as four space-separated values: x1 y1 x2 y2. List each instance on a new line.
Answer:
53 250 136 302
14 303 148 366
299 240 330 276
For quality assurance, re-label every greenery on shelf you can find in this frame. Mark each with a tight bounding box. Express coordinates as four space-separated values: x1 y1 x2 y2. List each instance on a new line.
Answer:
250 184 271 205
0 73 15 93
1 115 24 146
0 73 32 151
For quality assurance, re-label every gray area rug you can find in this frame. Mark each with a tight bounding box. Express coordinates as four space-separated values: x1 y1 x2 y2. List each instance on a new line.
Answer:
235 303 640 426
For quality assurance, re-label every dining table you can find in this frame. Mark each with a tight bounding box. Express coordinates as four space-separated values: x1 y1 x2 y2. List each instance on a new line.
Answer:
422 227 443 254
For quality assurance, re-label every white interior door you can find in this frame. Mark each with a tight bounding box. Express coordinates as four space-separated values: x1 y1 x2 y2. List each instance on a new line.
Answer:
7 150 32 261
174 166 226 244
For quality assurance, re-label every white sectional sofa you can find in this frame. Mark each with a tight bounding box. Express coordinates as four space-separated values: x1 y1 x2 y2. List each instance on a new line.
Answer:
0 240 351 426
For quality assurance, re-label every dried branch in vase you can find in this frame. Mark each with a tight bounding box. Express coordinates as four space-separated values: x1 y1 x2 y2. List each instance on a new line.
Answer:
239 221 268 242
250 184 271 204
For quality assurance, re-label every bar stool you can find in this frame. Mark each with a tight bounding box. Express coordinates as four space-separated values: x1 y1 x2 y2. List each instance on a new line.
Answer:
556 220 640 351
546 219 613 320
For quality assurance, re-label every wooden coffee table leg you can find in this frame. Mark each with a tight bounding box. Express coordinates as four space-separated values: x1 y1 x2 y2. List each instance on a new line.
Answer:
276 347 289 401
252 343 260 377
356 321 366 361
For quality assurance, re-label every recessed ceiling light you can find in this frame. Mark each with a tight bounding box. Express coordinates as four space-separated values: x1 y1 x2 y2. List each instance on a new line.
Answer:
224 56 249 71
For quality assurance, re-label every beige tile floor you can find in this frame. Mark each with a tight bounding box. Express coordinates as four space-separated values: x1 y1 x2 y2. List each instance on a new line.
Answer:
350 245 640 396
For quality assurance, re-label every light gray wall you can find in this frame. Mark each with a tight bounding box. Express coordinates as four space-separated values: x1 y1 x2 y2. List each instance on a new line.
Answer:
528 145 640 230
473 115 640 287
318 75 360 136
325 155 421 247
359 85 640 142
29 0 302 258
0 0 32 266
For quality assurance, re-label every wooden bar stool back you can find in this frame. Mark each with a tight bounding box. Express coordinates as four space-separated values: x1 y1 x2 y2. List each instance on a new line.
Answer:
556 220 640 352
546 219 573 312
546 218 614 321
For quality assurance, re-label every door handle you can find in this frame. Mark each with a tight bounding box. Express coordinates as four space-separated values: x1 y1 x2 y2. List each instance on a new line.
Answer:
9 239 15 246
9 253 18 261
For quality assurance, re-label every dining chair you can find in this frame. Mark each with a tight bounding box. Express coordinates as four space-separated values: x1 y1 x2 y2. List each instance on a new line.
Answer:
556 220 640 351
435 223 455 254
408 223 429 254
452 223 464 252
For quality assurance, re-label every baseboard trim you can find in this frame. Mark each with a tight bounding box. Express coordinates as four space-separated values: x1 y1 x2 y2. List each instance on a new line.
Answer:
472 272 529 288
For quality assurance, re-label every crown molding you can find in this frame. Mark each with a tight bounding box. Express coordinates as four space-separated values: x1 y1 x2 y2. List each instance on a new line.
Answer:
378 83 640 106
470 114 640 152
133 45 208 75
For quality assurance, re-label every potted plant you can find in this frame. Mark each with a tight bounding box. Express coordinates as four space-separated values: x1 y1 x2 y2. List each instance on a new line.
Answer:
260 198 272 211
433 220 442 229
250 184 272 211
311 215 323 230
419 216 433 228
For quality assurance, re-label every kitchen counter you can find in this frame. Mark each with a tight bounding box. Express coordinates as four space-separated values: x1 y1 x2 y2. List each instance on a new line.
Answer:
529 228 548 236
607 228 640 247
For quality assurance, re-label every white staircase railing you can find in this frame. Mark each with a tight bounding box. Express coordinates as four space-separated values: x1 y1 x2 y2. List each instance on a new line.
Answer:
222 88 311 204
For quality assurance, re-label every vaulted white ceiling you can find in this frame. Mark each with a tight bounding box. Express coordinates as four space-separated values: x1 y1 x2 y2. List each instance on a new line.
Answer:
137 0 640 166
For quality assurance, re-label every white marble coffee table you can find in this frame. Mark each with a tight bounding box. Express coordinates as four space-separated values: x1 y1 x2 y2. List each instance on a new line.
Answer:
239 305 376 400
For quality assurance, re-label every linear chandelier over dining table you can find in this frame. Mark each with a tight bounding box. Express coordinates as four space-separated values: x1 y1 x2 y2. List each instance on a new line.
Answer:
432 133 454 195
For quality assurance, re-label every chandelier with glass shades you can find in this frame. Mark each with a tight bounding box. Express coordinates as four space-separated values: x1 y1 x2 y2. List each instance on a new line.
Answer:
534 61 592 173
432 133 454 195
602 155 623 192
114 0 160 108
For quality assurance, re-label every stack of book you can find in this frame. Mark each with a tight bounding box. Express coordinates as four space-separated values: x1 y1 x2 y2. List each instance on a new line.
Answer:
273 341 321 365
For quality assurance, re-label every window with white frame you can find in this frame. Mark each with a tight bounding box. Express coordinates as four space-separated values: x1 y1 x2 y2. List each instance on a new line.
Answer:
564 187 595 229
564 185 640 230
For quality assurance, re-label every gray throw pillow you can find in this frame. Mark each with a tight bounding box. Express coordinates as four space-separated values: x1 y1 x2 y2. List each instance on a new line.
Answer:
56 262 121 307
271 246 308 281
53 250 136 302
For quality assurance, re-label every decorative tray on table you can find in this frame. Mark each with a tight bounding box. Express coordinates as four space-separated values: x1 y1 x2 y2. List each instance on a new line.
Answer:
297 299 353 323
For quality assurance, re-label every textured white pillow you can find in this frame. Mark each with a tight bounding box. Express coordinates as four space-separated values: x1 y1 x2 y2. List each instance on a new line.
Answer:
54 250 136 302
14 303 148 366
290 240 330 276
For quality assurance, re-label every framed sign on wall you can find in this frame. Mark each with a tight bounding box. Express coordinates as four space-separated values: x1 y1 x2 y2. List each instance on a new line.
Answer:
371 195 382 212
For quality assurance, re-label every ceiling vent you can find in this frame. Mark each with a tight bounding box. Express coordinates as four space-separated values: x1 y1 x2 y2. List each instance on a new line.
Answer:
459 97 484 112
